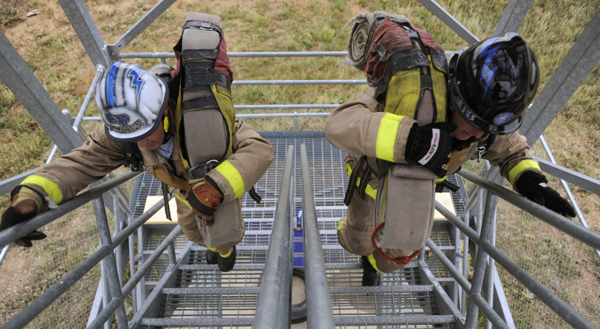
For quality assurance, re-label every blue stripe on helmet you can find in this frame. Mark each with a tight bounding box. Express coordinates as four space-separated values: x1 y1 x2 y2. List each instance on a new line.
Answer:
478 38 500 98
128 66 145 103
106 61 121 108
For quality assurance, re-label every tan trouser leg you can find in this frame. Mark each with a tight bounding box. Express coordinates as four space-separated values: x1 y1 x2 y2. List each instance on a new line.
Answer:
175 190 245 255
337 171 422 273
175 194 206 246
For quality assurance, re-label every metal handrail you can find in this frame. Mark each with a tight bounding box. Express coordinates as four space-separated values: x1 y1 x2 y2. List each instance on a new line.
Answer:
1 194 168 329
119 51 347 58
254 145 295 328
538 134 600 261
426 238 509 329
300 144 335 328
87 225 183 329
435 189 597 328
458 169 600 250
0 171 139 249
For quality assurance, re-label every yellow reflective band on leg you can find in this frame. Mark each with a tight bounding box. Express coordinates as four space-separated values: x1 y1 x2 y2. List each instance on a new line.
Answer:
174 193 193 209
21 175 63 204
346 162 377 199
508 160 541 186
367 253 384 274
220 248 233 258
376 113 405 162
363 183 377 199
337 220 344 230
207 246 217 252
215 160 245 199
435 175 447 184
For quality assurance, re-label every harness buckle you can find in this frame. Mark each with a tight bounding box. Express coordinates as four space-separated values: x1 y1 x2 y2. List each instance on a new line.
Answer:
476 146 486 163
186 159 220 182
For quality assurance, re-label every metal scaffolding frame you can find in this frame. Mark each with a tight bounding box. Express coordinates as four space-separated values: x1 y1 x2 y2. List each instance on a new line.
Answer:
0 0 600 328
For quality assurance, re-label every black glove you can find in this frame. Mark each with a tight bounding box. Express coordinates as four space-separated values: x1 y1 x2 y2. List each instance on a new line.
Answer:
0 185 48 247
515 171 576 217
405 122 457 178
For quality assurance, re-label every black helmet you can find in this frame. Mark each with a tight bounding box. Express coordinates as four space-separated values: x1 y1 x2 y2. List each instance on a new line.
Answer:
448 32 539 135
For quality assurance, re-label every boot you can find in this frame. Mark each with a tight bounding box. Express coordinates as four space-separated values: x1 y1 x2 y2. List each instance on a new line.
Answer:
360 255 381 286
218 246 236 272
206 249 218 264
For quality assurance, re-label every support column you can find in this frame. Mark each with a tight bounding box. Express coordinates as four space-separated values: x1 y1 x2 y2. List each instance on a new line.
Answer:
0 30 84 154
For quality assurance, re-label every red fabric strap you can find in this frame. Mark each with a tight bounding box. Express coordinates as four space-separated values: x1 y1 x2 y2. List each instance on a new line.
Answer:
371 222 423 266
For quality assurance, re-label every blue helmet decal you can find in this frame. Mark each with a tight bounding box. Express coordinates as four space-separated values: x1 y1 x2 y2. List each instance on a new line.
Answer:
128 66 145 102
493 112 514 125
478 37 500 98
105 61 121 108
106 112 130 127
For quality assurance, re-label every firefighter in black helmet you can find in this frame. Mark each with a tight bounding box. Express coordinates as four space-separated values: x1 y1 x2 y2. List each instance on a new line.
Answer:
326 15 575 285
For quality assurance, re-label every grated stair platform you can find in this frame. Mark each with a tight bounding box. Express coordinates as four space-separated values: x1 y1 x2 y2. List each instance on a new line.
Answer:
131 133 463 328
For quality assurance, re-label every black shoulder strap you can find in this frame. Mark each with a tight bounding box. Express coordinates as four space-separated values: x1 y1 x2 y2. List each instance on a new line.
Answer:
123 142 144 172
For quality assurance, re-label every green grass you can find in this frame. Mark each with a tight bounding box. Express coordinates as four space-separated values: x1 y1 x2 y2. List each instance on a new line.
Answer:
2 0 600 328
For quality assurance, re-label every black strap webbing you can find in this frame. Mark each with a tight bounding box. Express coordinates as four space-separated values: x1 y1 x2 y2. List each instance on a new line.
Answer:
162 183 172 221
249 186 262 204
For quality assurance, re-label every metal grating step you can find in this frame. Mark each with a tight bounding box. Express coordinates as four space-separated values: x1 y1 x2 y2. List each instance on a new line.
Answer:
176 264 264 288
145 288 260 327
334 318 456 328
325 263 423 287
328 286 442 317
188 248 267 265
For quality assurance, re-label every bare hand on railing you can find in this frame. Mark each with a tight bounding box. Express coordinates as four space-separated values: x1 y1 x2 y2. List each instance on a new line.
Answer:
515 171 576 217
0 185 48 247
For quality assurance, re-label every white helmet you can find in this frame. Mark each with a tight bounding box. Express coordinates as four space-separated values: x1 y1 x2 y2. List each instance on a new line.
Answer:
95 61 169 142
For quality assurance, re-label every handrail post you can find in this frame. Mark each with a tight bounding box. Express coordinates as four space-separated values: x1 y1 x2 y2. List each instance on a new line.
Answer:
92 198 129 329
300 144 335 328
465 193 498 328
254 144 295 328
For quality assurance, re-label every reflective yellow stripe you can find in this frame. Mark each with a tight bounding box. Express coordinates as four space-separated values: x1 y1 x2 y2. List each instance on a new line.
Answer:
337 220 344 230
345 163 377 199
368 253 384 274
435 176 447 184
215 160 245 199
508 160 541 186
220 248 233 258
21 175 62 204
207 246 217 252
364 184 377 199
174 192 192 209
376 113 405 162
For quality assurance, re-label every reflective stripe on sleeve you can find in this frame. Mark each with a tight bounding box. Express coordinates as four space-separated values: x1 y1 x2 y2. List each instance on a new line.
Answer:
345 163 377 199
508 160 541 186
21 175 63 204
215 160 245 199
375 113 406 162
337 220 344 230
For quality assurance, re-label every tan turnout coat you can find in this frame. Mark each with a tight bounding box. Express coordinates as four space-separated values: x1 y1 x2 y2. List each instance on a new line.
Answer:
326 88 542 273
28 119 274 253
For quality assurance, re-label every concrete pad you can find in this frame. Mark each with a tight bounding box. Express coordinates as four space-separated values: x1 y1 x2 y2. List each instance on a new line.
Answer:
143 196 179 224
434 192 455 220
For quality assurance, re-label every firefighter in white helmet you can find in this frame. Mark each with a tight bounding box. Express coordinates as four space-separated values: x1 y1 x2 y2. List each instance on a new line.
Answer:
0 14 274 273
